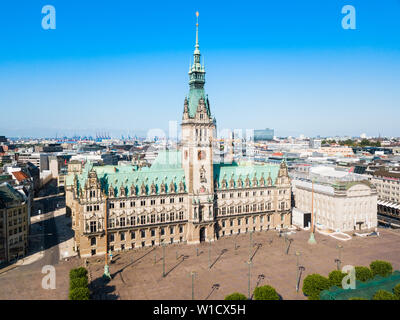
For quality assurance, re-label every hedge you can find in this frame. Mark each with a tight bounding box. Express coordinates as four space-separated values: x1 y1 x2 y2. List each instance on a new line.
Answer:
69 267 88 280
69 267 90 300
224 292 247 300
253 285 280 300
302 274 331 300
328 270 346 288
372 290 398 300
354 266 373 282
369 260 393 278
349 297 368 300
69 287 90 300
70 277 89 291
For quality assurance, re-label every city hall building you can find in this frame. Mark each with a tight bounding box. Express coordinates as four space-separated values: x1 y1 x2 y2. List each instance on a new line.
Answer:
65 19 292 258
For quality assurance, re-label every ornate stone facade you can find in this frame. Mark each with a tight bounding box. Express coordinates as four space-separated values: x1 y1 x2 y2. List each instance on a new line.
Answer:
65 18 292 258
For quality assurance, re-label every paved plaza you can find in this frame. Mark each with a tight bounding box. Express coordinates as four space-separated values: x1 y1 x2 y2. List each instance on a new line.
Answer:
1 227 400 300
87 227 400 300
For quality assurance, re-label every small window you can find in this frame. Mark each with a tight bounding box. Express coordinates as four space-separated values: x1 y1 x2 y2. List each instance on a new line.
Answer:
90 237 96 246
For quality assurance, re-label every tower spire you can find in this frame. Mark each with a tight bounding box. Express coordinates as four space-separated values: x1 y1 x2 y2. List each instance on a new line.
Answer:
195 11 199 53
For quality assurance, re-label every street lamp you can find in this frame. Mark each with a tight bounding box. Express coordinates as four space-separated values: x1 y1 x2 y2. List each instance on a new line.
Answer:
249 231 253 261
246 260 252 299
208 239 211 269
162 242 166 277
257 274 265 288
103 194 111 279
190 271 197 300
335 244 343 270
295 251 301 292
308 179 317 245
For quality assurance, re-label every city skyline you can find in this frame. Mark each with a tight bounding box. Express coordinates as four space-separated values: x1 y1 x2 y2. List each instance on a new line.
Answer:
1 0 400 138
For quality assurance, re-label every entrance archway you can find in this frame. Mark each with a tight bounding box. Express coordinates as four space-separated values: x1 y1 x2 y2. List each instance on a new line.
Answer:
199 227 206 242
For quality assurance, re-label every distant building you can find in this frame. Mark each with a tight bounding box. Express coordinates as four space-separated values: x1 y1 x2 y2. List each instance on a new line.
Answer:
368 169 400 223
42 143 63 153
292 179 377 232
309 138 322 149
254 128 274 141
292 166 378 232
0 182 29 263
101 153 119 166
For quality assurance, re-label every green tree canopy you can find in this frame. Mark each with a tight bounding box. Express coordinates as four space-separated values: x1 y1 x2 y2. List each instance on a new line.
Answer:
328 270 346 288
70 276 89 291
393 283 400 298
370 260 393 278
69 267 88 280
302 274 331 300
355 266 373 282
372 290 398 300
253 285 280 300
224 292 247 300
69 287 90 300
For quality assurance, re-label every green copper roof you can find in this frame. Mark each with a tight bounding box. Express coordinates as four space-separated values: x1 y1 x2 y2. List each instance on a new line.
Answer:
66 151 186 197
187 89 210 118
213 162 280 189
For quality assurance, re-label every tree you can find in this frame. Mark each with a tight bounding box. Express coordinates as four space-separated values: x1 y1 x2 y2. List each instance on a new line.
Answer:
355 266 373 282
372 290 397 300
224 292 247 300
369 260 393 278
69 267 88 280
393 283 400 299
253 285 280 300
70 276 89 291
69 287 90 300
328 270 346 288
302 274 331 300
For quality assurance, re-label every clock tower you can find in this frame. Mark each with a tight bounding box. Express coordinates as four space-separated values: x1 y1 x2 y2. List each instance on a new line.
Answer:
182 12 217 244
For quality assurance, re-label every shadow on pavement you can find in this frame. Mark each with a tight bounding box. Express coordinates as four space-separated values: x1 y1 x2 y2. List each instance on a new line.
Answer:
90 276 119 300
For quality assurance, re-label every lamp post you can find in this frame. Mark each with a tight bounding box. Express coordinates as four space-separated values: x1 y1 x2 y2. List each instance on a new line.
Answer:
246 260 252 299
249 231 253 261
257 274 265 288
336 244 343 270
208 239 211 269
295 251 301 292
103 194 111 279
308 179 317 245
162 242 166 277
190 271 197 300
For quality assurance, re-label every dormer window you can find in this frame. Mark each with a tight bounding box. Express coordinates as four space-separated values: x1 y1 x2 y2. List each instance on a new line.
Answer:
200 114 203 120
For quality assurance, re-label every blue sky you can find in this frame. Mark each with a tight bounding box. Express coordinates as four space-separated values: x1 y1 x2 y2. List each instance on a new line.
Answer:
0 0 399 138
